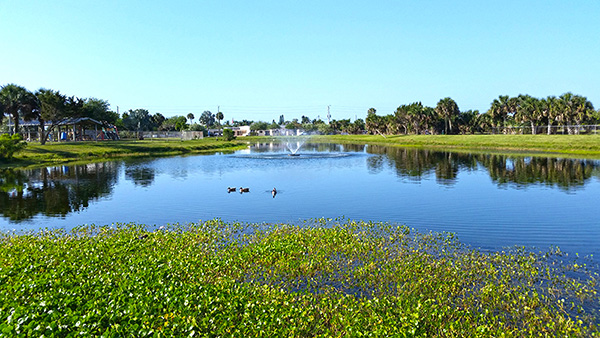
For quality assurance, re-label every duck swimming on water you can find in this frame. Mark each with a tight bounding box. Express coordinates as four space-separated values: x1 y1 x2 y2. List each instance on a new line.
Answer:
272 188 277 198
239 187 250 193
227 187 236 193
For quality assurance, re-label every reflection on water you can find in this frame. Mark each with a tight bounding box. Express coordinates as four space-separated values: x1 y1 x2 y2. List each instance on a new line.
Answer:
1 146 598 224
248 142 348 153
366 145 600 190
0 144 599 257
125 165 156 187
0 162 119 221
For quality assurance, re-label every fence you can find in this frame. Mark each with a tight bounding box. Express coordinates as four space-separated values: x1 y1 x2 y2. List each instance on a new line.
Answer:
125 131 206 140
491 125 600 135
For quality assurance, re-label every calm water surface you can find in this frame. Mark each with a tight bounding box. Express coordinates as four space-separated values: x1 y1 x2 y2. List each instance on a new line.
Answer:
1 142 599 256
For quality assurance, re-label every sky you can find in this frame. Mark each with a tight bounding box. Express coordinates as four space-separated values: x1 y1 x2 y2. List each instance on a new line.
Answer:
1 0 599 122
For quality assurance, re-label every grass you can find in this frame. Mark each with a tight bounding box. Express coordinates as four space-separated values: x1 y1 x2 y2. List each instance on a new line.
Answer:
304 134 600 158
0 219 598 337
4 134 600 169
2 138 247 169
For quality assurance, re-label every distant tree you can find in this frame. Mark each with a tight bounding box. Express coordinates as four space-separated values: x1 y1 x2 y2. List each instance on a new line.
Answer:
233 119 252 127
317 123 333 135
487 95 517 133
0 84 38 135
456 110 480 134
557 93 595 134
222 128 235 141
278 115 285 125
541 96 557 135
285 119 301 130
64 96 85 119
35 88 67 144
514 95 542 135
347 118 365 134
151 113 166 130
199 110 215 126
474 112 493 133
186 113 195 125
174 116 188 131
365 108 389 135
394 102 435 135
250 121 269 130
302 123 317 132
332 119 351 133
301 115 310 124
435 97 460 135
83 98 110 121
268 121 280 129
188 123 206 132
124 109 152 137
159 115 187 131
216 111 224 125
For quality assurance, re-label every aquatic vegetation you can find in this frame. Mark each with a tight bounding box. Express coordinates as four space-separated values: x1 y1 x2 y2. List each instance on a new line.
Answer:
0 219 598 336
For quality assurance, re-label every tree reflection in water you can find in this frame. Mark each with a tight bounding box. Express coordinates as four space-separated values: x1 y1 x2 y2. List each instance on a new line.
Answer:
124 165 156 187
366 145 599 190
1 146 598 222
0 162 119 221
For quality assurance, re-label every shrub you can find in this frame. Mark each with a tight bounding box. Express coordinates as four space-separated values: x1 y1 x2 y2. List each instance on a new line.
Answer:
223 128 236 141
0 134 26 159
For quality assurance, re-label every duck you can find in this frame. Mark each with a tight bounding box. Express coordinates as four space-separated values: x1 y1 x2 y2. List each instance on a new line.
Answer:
227 187 236 193
239 187 250 193
272 188 277 198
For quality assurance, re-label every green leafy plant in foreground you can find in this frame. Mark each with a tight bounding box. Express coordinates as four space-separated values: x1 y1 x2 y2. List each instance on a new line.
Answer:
0 134 26 160
0 219 598 337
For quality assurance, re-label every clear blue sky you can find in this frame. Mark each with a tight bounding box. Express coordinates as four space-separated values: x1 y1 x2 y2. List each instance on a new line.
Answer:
2 0 599 122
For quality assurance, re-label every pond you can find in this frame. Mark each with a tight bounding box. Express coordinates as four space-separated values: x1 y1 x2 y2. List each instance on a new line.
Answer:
1 142 599 256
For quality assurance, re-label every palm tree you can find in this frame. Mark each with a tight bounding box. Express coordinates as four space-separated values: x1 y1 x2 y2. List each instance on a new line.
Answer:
0 84 38 135
489 95 518 133
557 93 593 134
216 111 224 126
435 97 459 135
571 95 594 129
544 96 560 135
515 95 541 134
186 113 195 125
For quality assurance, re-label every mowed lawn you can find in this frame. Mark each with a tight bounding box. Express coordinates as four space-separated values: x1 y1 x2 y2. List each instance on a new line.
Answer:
4 138 246 168
5 134 600 168
312 134 600 157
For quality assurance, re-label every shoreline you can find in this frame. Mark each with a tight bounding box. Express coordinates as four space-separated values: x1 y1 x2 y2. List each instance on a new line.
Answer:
3 134 600 169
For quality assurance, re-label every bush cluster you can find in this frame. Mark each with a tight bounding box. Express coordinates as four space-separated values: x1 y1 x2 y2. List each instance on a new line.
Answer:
0 134 26 160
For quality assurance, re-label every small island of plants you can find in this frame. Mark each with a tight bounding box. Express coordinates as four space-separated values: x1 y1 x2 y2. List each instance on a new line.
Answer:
0 219 597 337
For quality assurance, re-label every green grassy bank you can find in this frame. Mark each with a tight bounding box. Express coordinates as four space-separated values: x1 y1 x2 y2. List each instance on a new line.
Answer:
300 135 600 158
306 134 600 158
4 134 600 169
2 138 246 169
0 220 597 337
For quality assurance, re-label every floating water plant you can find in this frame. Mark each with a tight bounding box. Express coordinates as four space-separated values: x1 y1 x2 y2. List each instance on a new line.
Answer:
0 219 598 336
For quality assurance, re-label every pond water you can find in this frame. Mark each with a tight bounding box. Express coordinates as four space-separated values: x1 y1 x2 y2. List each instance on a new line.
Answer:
1 142 599 256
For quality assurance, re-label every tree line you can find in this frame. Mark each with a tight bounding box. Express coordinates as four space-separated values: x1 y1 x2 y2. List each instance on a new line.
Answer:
0 84 233 143
3 83 598 144
366 93 598 136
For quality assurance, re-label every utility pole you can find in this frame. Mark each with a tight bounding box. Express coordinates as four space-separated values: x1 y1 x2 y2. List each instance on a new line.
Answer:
327 105 331 123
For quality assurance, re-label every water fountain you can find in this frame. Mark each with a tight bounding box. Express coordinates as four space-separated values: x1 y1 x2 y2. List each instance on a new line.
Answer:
284 138 306 156
234 137 350 159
